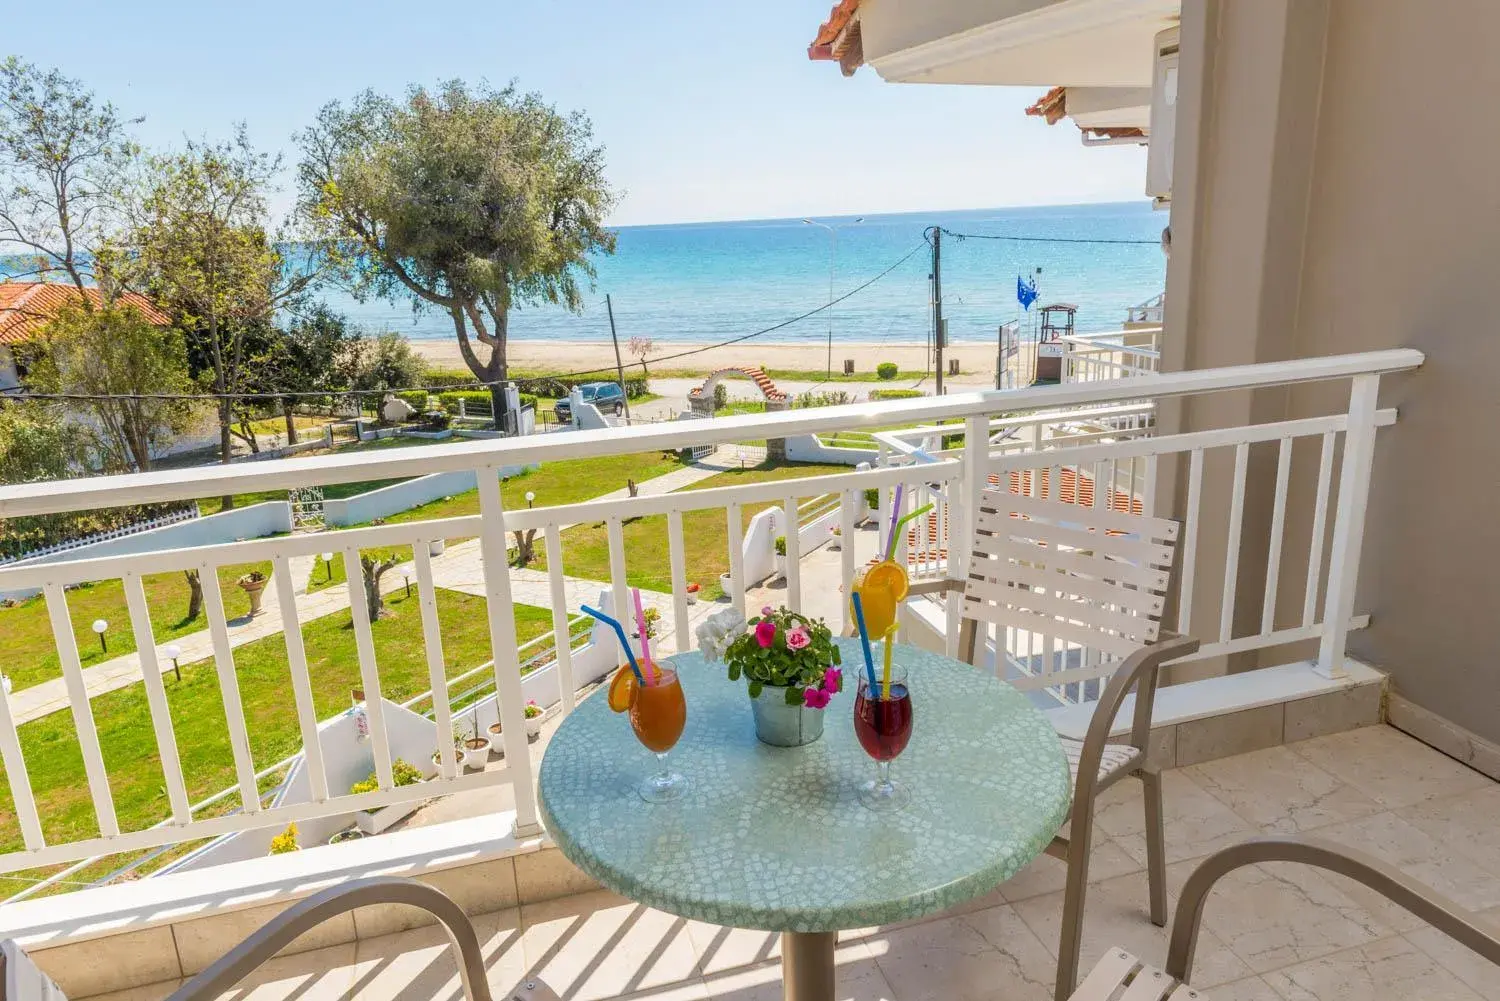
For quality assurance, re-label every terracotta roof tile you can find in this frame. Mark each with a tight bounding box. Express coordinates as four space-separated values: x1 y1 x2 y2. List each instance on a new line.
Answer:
808 0 865 75
0 282 171 346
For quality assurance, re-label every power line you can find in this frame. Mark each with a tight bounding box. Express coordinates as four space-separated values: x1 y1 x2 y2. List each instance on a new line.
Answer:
546 240 929 379
938 227 1160 246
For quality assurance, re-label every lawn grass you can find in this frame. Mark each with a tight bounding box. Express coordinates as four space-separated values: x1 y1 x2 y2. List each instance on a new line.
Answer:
372 450 688 527
0 588 553 854
0 562 274 692
306 545 413 593
536 461 849 599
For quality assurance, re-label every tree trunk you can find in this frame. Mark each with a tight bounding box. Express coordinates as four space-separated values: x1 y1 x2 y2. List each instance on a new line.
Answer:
511 528 537 567
486 348 507 433
283 398 298 444
360 555 399 622
184 569 203 623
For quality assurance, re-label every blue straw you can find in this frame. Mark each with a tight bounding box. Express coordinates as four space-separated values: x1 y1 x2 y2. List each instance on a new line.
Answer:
581 604 645 682
850 592 879 692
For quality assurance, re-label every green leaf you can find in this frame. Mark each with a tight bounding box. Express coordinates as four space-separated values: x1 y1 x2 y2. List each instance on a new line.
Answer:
747 680 763 699
728 663 741 681
784 686 803 705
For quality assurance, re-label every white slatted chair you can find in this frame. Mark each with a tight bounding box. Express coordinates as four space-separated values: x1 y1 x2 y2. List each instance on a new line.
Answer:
1069 836 1500 999
910 487 1198 1000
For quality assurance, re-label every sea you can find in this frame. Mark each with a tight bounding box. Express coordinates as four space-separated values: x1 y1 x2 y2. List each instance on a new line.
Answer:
314 201 1169 347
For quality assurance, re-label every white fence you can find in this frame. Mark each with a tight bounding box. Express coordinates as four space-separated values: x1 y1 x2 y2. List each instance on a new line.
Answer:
1062 329 1162 383
0 506 198 568
321 464 536 527
0 349 1422 875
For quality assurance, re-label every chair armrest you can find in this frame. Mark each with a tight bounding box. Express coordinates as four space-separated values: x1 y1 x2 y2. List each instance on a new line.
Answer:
1167 836 1500 983
169 877 493 1001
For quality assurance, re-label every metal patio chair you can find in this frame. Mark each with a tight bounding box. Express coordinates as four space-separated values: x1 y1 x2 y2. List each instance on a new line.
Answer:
1068 835 1500 999
2 878 496 1001
908 487 1196 999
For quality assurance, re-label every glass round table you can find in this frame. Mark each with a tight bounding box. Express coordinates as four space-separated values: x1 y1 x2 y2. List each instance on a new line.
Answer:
537 637 1071 1001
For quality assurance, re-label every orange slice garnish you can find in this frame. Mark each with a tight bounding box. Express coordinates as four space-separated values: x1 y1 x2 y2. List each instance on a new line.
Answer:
607 664 638 713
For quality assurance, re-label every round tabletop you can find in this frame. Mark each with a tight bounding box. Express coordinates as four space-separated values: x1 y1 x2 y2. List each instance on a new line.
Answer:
537 637 1071 933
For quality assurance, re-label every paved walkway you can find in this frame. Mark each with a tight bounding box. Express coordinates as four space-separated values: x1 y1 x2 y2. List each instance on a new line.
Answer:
8 447 743 725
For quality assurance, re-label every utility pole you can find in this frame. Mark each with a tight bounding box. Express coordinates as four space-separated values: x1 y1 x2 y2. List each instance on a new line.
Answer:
931 227 945 396
606 294 630 421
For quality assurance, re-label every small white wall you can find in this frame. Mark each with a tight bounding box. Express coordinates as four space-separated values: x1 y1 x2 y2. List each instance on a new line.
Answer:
741 502 843 585
783 434 878 466
0 502 292 602
322 465 536 527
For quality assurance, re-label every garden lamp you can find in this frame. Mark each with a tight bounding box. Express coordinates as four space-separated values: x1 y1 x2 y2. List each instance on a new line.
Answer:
525 491 536 509
163 643 182 682
92 618 108 653
321 552 334 581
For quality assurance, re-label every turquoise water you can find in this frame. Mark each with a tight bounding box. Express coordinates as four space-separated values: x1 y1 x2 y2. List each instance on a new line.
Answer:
317 201 1168 346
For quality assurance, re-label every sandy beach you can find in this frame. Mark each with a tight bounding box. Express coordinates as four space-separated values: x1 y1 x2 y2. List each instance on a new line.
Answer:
409 338 1011 384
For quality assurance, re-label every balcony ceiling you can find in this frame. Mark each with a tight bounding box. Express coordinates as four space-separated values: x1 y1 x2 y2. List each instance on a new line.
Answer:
855 0 1180 88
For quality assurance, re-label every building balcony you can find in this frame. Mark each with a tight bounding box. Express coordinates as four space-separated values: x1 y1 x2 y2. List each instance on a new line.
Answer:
2 347 1481 1001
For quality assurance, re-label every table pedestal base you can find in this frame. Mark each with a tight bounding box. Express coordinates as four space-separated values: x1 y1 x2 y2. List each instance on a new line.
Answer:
780 931 837 1001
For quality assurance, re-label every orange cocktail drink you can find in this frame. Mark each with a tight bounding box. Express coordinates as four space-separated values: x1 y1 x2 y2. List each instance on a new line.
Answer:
629 665 686 753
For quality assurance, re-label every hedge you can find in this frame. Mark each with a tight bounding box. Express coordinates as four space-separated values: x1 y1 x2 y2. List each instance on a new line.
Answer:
868 388 923 401
437 390 541 416
876 362 899 380
393 390 429 412
515 376 650 400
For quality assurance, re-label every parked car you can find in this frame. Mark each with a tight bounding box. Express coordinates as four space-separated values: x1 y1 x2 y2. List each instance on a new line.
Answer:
554 382 626 422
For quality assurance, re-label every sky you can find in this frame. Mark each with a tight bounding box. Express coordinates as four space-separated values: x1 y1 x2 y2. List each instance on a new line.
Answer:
4 1 1150 227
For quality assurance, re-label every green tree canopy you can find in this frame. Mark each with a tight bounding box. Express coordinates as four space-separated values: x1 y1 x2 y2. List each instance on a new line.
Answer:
27 301 194 472
296 80 616 426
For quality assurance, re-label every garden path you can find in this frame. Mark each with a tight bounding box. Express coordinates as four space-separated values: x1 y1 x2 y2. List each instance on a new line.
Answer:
7 447 743 726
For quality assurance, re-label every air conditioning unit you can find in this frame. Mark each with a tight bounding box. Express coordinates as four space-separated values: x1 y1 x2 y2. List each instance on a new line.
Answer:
1146 26 1179 208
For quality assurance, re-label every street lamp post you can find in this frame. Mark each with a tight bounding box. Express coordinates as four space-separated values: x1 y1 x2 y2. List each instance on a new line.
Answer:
803 217 863 380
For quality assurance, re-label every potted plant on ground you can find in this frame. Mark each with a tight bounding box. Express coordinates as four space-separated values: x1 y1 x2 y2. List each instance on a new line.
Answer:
773 535 788 580
685 581 701 605
829 526 842 551
237 570 268 617
524 699 544 738
268 823 300 854
486 715 505 755
460 707 490 769
328 827 366 845
697 605 842 747
350 757 429 834
863 488 881 525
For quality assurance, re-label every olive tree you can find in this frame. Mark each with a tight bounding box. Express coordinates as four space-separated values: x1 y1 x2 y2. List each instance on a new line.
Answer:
297 80 616 428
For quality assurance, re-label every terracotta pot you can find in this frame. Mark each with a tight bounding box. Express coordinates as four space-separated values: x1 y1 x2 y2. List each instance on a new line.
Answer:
237 576 268 617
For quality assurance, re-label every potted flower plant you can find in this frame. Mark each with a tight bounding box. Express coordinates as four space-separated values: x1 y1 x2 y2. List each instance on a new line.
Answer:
685 581 701 605
829 526 842 552
524 699 544 738
237 570 268 617
773 536 788 580
697 605 842 747
486 716 505 755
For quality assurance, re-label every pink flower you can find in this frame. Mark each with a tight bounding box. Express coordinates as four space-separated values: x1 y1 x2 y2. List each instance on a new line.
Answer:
803 686 831 709
761 605 774 616
823 667 842 693
785 626 811 651
755 620 776 648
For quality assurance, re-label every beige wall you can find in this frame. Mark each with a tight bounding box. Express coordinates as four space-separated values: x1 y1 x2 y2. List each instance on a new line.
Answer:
1168 0 1500 742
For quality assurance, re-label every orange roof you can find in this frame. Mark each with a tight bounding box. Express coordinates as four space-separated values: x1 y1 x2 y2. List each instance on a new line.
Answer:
807 0 865 76
0 282 171 346
1025 87 1068 124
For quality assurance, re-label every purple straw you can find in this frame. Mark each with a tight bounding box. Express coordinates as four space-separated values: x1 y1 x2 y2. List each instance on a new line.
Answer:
885 483 905 558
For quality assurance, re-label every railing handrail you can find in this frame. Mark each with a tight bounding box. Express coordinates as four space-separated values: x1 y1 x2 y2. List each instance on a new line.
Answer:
0 350 1425 519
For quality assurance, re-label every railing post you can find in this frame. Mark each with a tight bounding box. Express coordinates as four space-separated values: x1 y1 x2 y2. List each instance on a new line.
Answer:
1317 374 1381 680
477 469 543 837
945 415 988 658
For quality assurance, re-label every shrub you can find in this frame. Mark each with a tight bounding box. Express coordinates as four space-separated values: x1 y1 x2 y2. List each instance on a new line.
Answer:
423 409 451 430
712 383 728 410
514 376 649 400
863 488 880 509
876 362 899 380
394 390 429 413
795 390 854 408
437 390 493 416
868 388 922 401
350 757 424 796
774 534 787 556
269 823 300 854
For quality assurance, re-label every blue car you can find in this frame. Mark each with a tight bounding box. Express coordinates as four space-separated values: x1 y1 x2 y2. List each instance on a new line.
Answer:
554 382 626 422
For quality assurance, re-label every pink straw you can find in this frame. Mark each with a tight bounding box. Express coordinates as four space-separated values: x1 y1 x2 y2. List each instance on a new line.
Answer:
632 588 656 683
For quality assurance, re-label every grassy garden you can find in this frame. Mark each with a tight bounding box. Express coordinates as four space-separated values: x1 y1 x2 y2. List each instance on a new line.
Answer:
537 461 849 599
0 588 553 855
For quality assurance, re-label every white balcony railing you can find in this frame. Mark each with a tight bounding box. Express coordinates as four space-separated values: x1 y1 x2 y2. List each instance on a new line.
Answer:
0 348 1422 882
1062 328 1163 383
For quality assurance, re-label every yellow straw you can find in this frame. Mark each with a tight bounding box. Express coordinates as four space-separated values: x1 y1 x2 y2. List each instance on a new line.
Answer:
882 624 897 699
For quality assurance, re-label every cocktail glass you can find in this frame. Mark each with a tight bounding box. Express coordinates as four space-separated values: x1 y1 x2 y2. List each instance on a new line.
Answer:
853 662 912 810
629 663 688 802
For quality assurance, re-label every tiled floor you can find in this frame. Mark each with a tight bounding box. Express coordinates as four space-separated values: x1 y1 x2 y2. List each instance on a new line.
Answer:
86 725 1500 1001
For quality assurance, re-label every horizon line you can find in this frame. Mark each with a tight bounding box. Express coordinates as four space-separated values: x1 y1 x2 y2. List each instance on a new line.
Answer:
604 196 1158 230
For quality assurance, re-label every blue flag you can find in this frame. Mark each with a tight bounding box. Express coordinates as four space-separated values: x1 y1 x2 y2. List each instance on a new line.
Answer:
1017 274 1039 310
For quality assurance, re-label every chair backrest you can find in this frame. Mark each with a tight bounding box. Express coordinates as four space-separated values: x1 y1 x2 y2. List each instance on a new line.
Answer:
961 487 1180 692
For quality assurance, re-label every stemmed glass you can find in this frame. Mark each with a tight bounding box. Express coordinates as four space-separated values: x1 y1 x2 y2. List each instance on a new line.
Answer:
629 662 688 802
853 662 912 810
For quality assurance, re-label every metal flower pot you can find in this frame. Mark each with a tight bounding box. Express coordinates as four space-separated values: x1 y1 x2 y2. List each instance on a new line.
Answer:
750 686 824 747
